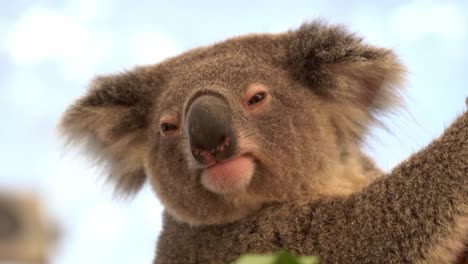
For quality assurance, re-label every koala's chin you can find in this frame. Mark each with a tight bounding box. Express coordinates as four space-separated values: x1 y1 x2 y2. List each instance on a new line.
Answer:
148 162 267 226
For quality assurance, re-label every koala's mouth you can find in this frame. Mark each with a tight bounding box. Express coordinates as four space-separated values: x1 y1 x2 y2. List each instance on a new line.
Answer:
200 154 255 194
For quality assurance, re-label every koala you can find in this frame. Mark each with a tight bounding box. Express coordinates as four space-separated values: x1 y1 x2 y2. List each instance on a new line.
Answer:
59 21 468 263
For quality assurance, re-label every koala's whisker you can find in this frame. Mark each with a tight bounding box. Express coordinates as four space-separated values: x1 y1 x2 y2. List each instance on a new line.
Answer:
238 131 259 140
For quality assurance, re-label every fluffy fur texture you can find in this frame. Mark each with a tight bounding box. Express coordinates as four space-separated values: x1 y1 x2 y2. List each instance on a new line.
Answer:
59 21 467 263
156 110 468 264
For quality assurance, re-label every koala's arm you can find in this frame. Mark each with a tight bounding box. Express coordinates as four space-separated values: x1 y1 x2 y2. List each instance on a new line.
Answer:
155 110 467 264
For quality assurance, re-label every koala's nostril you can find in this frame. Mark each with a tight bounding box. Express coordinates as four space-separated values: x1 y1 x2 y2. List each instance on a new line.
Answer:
217 135 230 152
186 94 237 165
192 146 217 165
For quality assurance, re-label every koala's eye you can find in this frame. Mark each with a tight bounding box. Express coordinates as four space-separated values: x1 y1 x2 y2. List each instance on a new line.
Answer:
247 92 266 106
160 123 178 135
244 84 270 114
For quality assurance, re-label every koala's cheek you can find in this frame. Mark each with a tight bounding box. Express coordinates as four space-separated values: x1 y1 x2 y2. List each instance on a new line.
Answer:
200 155 255 194
145 150 189 197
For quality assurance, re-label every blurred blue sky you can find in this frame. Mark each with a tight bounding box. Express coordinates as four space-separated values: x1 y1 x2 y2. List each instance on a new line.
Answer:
0 1 467 263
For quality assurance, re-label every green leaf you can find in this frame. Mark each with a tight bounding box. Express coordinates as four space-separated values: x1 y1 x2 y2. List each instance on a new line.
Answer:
234 255 277 264
273 250 300 264
233 251 319 264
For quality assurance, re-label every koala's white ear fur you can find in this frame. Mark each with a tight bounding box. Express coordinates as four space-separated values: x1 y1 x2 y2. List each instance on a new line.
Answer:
284 21 406 143
59 69 160 197
326 55 405 111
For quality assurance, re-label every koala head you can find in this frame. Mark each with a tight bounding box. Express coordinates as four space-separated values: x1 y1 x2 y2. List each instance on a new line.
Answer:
60 22 405 225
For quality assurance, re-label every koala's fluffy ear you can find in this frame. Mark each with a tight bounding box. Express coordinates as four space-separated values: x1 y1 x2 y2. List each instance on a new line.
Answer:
59 68 160 197
285 21 405 113
282 22 406 142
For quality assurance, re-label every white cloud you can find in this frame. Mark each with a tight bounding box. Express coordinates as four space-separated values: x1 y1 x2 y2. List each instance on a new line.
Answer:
6 7 111 81
129 31 181 65
348 15 389 46
5 70 58 114
7 8 86 64
6 6 183 81
390 1 466 42
64 0 113 23
79 203 128 241
141 190 164 232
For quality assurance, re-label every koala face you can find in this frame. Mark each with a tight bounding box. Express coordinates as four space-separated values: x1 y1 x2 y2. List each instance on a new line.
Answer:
60 22 405 225
147 52 338 225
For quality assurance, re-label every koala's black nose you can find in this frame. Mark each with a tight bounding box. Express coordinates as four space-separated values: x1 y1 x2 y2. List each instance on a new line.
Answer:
186 95 236 165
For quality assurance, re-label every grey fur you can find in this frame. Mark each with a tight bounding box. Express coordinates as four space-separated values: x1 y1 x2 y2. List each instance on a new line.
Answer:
59 21 467 263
